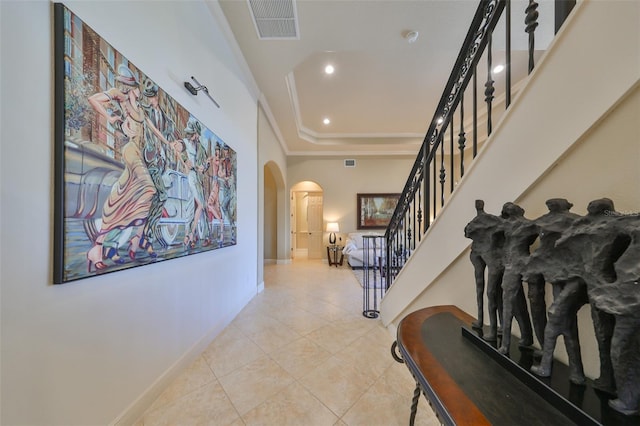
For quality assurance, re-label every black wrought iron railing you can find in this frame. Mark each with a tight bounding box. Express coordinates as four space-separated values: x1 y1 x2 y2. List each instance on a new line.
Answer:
383 0 574 287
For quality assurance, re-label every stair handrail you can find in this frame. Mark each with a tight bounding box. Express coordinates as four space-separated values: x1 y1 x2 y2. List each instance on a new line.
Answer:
383 0 566 287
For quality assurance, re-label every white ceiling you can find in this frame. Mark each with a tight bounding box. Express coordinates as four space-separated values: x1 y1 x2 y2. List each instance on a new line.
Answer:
214 0 554 156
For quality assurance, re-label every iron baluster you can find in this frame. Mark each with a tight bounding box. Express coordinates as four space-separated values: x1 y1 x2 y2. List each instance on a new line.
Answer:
411 188 416 250
403 216 409 268
526 0 539 73
554 0 575 34
405 210 410 254
439 133 445 207
485 34 495 136
395 230 402 280
506 0 512 107
473 69 478 158
450 117 455 194
424 142 430 235
417 183 423 242
458 93 466 177
432 139 437 217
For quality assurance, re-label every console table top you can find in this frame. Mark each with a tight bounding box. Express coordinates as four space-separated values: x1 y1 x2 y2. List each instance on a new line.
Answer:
397 305 576 425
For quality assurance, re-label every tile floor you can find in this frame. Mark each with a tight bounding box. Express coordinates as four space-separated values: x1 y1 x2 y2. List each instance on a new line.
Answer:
139 258 439 425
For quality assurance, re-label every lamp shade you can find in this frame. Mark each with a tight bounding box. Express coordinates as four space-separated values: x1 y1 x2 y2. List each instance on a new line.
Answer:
326 222 339 233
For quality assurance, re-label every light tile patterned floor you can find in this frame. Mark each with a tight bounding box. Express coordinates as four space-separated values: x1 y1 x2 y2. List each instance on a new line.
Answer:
139 258 440 425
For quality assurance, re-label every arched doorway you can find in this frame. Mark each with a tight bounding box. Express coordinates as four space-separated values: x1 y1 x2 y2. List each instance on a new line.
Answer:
264 162 285 264
290 181 323 259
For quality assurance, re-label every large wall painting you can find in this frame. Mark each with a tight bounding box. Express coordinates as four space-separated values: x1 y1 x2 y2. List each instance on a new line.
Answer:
357 193 400 230
53 3 237 283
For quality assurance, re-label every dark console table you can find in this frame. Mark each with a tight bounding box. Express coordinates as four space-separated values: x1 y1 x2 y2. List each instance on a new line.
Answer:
393 305 639 426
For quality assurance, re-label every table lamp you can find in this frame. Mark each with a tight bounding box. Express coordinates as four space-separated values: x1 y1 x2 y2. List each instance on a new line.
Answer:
327 222 339 245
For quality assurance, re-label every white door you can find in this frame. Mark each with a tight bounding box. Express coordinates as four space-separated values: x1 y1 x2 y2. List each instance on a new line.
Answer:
307 192 323 259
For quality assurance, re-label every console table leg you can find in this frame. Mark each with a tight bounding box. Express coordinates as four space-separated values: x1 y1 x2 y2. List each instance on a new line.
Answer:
409 382 421 426
391 341 404 364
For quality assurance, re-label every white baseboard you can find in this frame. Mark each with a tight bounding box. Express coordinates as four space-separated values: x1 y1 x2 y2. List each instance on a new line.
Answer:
264 259 277 265
109 290 259 426
385 322 397 339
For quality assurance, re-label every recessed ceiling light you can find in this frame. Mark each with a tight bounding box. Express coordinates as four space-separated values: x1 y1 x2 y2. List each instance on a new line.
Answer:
404 30 419 44
323 118 331 125
324 65 335 75
493 64 505 74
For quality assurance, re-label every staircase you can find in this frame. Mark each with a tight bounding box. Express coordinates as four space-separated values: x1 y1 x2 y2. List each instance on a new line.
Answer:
379 0 640 378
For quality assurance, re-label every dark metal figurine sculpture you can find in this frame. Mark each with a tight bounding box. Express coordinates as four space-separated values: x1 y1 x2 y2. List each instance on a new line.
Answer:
466 198 640 416
554 198 640 415
497 202 534 355
464 200 505 341
526 199 587 385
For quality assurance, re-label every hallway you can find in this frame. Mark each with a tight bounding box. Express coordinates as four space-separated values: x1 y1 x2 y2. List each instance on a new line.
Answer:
139 258 438 425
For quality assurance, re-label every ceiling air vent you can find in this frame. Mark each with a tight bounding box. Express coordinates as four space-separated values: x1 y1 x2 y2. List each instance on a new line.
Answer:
344 159 356 168
247 0 299 40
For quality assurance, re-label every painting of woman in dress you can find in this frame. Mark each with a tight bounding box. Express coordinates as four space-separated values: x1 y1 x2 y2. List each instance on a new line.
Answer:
86 64 156 271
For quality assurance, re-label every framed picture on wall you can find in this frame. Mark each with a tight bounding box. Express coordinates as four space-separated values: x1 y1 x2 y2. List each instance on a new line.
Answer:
357 193 400 229
53 3 237 283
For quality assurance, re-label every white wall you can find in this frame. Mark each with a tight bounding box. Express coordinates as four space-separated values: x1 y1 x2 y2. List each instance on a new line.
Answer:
287 156 415 244
0 1 258 425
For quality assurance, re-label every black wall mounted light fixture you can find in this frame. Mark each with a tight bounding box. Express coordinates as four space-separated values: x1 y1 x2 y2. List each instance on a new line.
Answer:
184 76 220 108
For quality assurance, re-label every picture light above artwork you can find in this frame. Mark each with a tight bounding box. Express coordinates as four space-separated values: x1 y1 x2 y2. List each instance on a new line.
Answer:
184 76 220 108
